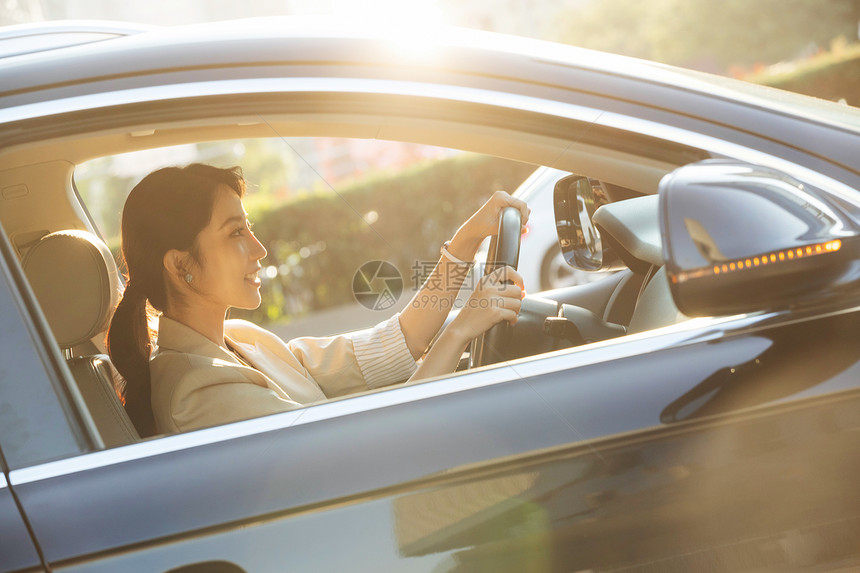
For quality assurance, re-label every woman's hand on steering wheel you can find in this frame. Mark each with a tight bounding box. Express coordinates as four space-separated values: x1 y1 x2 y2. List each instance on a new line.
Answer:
405 192 528 378
450 265 525 342
448 191 531 261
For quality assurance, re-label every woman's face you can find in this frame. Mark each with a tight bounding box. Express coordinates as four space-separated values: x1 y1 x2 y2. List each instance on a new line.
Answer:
186 185 268 312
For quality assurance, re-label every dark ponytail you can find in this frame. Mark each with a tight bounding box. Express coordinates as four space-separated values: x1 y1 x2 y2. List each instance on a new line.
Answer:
107 164 245 437
107 281 155 435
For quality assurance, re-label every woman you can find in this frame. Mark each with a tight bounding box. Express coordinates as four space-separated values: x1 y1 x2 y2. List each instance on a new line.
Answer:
107 163 528 437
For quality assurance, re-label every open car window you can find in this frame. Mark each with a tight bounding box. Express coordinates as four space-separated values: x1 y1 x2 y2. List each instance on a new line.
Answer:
60 130 716 442
74 137 536 338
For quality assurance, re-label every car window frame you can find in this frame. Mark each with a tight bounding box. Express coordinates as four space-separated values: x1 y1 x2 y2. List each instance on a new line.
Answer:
3 80 860 470
2 77 857 198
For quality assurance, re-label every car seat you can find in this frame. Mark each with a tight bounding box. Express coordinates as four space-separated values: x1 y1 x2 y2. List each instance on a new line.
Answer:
22 230 140 447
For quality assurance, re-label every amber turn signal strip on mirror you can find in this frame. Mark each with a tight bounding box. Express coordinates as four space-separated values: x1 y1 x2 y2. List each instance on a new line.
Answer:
671 239 843 284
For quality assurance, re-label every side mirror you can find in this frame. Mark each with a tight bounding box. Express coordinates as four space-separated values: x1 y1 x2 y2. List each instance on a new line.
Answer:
553 175 616 271
659 160 860 316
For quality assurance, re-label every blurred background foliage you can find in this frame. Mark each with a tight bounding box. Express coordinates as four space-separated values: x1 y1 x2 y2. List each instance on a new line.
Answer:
751 42 860 107
234 154 533 324
551 0 860 73
4 0 859 76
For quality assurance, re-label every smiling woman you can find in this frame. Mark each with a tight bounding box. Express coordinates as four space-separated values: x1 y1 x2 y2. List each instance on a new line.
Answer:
107 162 529 436
106 164 251 434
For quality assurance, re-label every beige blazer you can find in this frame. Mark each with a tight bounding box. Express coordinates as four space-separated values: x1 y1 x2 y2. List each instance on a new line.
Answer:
150 315 417 434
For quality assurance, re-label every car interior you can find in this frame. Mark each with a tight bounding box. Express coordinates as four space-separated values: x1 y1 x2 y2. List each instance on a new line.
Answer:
0 103 714 448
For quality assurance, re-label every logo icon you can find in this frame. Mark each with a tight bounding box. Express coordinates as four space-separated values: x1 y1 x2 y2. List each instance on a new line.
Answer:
352 260 403 311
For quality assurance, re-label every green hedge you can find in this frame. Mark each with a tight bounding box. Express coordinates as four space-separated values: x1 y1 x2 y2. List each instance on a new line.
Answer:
750 44 860 106
235 154 535 324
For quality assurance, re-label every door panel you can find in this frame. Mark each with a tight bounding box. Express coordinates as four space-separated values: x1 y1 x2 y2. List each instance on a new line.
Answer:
12 378 577 569
388 391 860 571
0 473 43 573
40 389 860 573
14 310 860 571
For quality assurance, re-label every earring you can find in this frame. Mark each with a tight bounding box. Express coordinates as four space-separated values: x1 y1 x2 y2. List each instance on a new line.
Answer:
185 273 193 284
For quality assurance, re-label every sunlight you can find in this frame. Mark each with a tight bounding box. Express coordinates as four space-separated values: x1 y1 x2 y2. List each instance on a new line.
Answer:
331 0 447 63
331 0 445 28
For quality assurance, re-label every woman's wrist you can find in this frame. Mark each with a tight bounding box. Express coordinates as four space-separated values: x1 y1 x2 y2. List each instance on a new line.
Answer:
445 315 475 348
446 230 483 262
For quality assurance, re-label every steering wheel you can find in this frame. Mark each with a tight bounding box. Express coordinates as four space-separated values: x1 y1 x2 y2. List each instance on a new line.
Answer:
470 207 522 367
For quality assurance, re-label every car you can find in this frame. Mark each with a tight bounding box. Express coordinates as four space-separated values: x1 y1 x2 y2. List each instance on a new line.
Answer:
2 18 860 573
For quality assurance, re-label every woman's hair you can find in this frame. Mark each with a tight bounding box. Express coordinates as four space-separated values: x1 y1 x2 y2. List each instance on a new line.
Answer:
107 163 246 437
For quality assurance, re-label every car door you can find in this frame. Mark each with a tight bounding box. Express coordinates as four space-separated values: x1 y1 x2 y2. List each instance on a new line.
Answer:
7 284 860 573
3 149 860 573
0 471 44 573
382 328 860 572
494 311 860 572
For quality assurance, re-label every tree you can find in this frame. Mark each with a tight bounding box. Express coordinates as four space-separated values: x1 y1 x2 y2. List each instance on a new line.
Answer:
553 0 860 71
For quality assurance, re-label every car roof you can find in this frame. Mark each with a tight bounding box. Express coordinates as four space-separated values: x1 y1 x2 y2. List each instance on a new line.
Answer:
0 20 157 59
1 17 858 195
2 17 858 134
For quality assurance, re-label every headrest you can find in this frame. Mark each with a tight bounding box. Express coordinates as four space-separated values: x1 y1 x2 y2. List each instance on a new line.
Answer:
593 194 663 272
22 230 120 349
